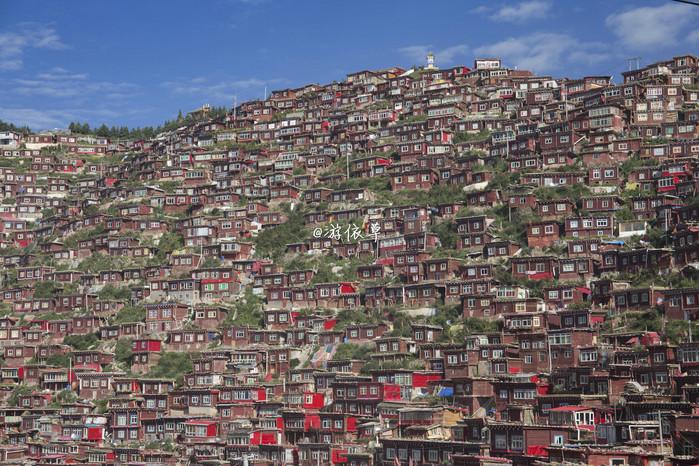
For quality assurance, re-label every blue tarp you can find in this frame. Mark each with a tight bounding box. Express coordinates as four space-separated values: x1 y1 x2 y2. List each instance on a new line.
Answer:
438 387 454 397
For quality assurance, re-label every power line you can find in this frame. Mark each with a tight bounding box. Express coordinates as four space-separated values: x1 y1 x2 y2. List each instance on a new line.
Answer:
670 0 699 6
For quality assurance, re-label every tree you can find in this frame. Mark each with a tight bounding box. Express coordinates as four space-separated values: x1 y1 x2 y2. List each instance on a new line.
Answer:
33 280 60 299
0 119 31 134
63 333 100 350
220 289 263 327
430 220 457 250
333 343 373 361
113 305 146 324
156 232 184 260
7 384 34 406
51 389 78 406
78 252 120 273
463 316 502 334
94 398 109 414
96 124 110 137
46 353 71 367
387 311 413 338
201 257 223 268
115 338 133 365
310 260 337 284
254 206 307 260
147 352 194 384
98 284 132 301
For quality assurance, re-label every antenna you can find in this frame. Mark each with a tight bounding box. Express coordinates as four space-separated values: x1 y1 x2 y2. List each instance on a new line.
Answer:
626 57 641 72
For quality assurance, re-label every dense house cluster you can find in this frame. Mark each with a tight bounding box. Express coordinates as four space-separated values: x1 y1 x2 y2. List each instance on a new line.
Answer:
1 53 699 466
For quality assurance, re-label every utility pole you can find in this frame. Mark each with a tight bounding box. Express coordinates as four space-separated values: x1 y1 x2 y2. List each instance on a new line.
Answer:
688 311 693 343
658 411 665 458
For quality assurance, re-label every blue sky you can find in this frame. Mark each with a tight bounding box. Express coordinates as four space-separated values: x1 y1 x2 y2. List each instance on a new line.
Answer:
1 0 698 130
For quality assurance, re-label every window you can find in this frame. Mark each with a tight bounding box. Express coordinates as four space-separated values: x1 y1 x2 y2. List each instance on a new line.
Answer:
511 435 524 451
514 389 535 399
549 333 571 345
495 434 507 449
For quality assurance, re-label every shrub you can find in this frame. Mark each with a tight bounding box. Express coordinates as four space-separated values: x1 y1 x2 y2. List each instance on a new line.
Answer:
333 343 373 361
63 333 100 350
46 353 71 367
7 384 34 406
115 338 133 364
254 206 307 260
33 280 60 299
147 352 194 384
220 289 263 327
112 305 146 324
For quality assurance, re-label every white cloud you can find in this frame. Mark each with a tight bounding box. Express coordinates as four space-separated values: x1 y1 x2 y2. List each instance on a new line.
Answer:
688 29 699 43
474 32 610 74
398 45 430 64
0 106 130 130
398 44 469 66
163 77 285 102
0 67 141 130
0 107 68 129
490 0 551 22
606 3 699 50
0 25 67 71
436 44 470 63
8 67 137 100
